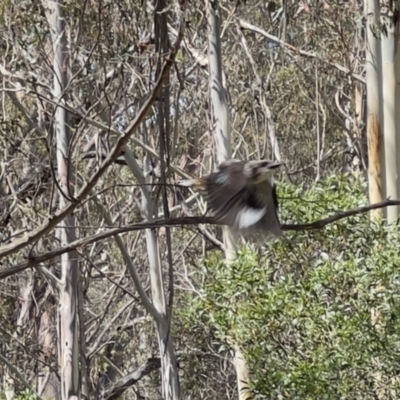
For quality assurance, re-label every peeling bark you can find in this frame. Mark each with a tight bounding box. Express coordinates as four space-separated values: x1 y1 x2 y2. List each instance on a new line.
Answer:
367 114 383 207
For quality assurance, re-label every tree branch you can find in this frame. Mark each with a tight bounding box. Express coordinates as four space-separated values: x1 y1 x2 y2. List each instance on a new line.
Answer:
0 26 184 260
93 197 162 325
103 357 161 400
0 198 398 280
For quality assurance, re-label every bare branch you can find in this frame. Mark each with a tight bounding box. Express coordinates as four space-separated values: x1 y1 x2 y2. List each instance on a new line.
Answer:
1 199 399 280
93 197 162 325
103 357 161 400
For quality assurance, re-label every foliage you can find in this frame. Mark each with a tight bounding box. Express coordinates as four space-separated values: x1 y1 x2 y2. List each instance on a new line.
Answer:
0 390 39 400
16 390 39 400
183 174 400 399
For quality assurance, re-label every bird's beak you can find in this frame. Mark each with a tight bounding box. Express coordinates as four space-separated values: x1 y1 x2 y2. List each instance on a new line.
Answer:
258 161 283 174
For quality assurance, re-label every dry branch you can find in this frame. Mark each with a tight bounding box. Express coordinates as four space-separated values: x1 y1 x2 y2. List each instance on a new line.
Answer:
0 198 398 280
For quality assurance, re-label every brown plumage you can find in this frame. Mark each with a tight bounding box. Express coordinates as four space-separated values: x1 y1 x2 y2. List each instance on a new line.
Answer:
181 159 283 239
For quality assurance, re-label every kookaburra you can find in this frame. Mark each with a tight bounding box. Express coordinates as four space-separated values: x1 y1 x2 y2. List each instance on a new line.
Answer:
180 159 283 238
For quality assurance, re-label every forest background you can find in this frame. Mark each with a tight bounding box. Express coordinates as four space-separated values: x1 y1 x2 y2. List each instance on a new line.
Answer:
1 0 400 399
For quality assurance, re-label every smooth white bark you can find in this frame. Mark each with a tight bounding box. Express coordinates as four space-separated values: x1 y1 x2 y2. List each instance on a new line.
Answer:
207 0 236 261
208 2 252 400
395 7 400 208
124 147 180 399
365 0 384 218
234 346 253 400
142 156 180 400
381 12 399 221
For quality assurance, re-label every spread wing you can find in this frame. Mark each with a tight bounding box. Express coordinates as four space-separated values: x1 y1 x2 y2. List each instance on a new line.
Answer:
194 160 283 238
243 180 283 238
202 161 250 226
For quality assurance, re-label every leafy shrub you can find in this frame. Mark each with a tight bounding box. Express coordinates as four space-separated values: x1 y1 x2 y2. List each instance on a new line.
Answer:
184 174 400 399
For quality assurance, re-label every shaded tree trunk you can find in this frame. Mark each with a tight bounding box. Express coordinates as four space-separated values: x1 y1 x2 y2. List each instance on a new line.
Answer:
153 1 181 398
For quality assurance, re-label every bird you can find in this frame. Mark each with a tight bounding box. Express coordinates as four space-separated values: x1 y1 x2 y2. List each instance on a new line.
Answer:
179 159 283 239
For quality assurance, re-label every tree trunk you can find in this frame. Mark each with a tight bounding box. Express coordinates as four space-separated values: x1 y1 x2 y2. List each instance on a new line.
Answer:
396 11 400 190
207 2 252 400
381 2 400 222
142 156 180 400
44 0 80 397
234 346 253 400
153 2 181 398
365 0 384 219
207 0 236 262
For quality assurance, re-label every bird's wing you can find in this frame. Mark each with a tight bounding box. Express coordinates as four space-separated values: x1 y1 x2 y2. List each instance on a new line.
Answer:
246 180 282 237
202 162 251 226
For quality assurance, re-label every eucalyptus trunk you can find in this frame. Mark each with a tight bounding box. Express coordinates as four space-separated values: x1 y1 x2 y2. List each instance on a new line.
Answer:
365 0 384 219
380 1 400 222
153 1 181 397
207 0 236 261
207 2 251 400
396 12 400 189
44 0 80 397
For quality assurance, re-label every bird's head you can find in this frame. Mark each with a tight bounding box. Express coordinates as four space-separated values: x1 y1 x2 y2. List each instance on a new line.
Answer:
179 159 284 191
245 161 283 184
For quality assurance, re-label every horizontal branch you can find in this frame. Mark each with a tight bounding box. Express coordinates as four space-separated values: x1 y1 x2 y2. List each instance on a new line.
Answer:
282 198 397 230
0 198 398 280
